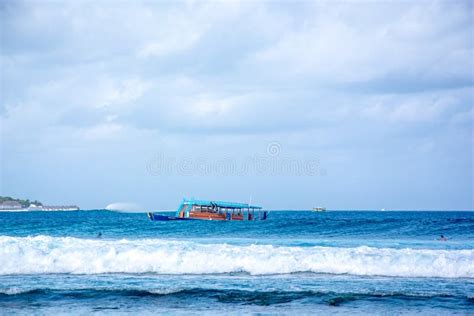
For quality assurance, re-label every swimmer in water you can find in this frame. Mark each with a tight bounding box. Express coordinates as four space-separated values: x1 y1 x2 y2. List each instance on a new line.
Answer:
97 232 102 238
439 235 447 241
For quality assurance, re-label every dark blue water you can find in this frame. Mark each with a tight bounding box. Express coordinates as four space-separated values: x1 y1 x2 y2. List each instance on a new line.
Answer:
0 211 473 314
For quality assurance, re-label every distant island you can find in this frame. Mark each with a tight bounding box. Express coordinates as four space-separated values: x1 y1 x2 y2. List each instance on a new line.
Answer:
0 196 79 211
0 196 43 208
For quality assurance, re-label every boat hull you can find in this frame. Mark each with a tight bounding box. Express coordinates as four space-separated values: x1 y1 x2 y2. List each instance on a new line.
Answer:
147 213 193 221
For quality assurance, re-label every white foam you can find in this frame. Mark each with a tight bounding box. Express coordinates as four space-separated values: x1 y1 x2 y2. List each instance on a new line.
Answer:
0 236 472 278
0 287 32 295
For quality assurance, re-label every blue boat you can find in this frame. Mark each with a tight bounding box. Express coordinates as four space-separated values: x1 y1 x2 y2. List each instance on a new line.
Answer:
148 198 267 221
147 213 192 221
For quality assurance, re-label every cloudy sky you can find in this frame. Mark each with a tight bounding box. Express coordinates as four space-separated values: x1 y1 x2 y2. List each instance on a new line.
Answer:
1 0 473 210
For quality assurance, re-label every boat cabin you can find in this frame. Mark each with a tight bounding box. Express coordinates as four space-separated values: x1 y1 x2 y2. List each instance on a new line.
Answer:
176 199 264 221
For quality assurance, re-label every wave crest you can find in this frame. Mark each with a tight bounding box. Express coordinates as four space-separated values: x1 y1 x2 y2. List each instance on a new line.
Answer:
0 236 472 278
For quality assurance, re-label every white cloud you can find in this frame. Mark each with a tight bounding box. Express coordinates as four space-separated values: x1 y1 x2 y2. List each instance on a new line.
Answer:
249 1 473 84
450 107 474 124
80 122 124 141
96 78 151 109
138 31 202 58
361 90 465 123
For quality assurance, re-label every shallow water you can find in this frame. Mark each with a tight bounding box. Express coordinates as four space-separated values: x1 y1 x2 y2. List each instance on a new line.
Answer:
0 210 472 314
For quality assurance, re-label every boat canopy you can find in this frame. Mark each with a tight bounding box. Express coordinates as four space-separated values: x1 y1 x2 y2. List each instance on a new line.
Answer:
178 198 262 210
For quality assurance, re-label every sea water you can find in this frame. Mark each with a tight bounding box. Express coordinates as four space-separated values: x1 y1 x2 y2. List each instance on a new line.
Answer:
0 211 472 314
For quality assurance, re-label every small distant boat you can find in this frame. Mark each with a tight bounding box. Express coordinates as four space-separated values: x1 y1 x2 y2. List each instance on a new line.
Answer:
312 207 326 212
148 198 268 221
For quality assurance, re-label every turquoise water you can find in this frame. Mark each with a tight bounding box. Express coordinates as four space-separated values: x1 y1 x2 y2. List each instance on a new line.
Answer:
0 211 473 314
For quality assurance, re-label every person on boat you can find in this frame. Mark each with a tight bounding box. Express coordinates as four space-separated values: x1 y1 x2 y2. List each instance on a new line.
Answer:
439 235 447 241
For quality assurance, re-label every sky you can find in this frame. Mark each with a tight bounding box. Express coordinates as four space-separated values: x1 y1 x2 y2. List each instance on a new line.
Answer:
0 0 473 210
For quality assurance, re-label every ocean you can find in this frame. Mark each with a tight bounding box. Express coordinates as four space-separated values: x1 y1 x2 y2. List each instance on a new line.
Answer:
0 210 472 315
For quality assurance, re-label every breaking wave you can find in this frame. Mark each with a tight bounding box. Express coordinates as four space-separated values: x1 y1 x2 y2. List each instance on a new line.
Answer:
0 236 472 278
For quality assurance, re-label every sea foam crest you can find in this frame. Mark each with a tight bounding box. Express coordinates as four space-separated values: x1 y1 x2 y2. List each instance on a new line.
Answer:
0 236 472 278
